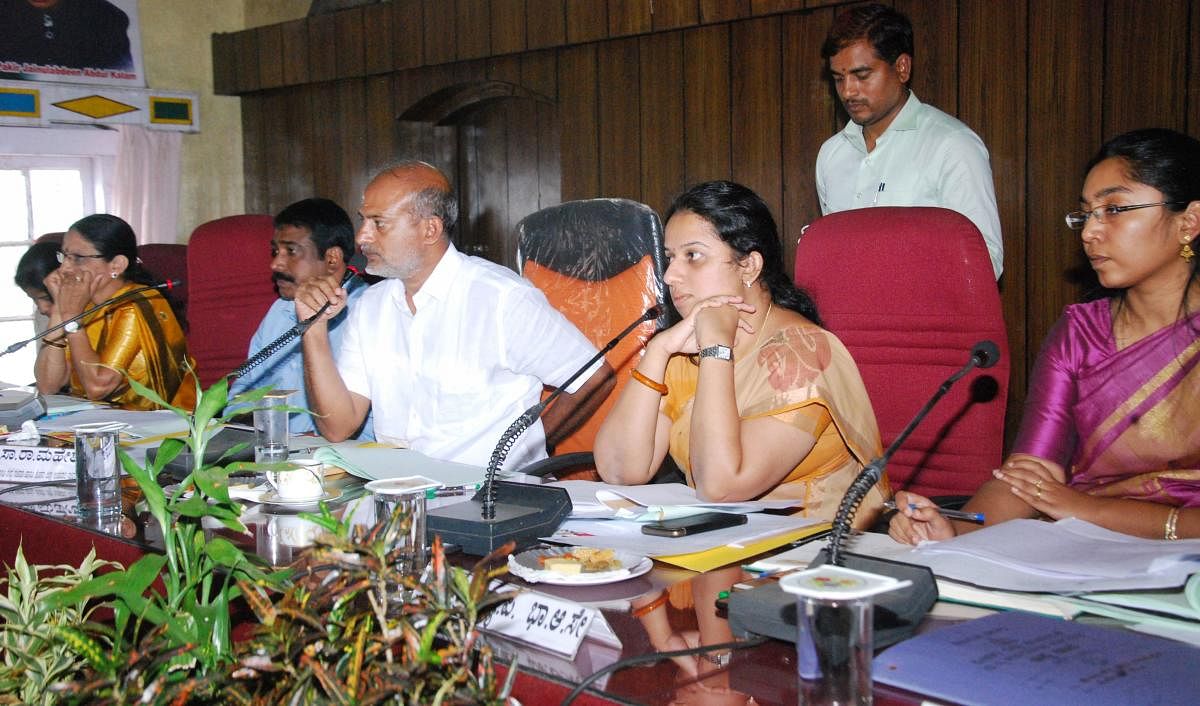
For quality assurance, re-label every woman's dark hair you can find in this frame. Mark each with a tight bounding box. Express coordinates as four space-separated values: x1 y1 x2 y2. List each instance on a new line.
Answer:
68 214 156 286
15 240 61 295
664 180 822 326
1084 128 1200 316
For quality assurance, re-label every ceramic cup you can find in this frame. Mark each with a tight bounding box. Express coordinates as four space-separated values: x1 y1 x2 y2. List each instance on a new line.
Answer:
265 459 324 501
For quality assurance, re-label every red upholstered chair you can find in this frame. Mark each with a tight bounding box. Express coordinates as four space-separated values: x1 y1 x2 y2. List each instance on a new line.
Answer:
515 198 669 478
793 207 1009 499
137 243 189 328
185 215 277 387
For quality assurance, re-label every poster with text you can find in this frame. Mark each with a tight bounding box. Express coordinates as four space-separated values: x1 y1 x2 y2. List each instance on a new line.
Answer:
0 0 145 87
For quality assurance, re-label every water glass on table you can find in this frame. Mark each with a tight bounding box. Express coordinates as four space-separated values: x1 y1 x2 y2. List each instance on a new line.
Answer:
254 391 292 465
73 421 128 521
368 478 434 576
780 565 912 706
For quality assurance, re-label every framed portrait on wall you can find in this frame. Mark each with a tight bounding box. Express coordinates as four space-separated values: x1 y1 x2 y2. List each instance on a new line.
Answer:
0 0 145 87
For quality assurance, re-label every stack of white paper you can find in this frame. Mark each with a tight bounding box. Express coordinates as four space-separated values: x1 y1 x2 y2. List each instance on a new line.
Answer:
907 518 1200 592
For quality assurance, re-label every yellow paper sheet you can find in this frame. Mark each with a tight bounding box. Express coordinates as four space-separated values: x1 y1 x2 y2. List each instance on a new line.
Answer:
654 521 833 572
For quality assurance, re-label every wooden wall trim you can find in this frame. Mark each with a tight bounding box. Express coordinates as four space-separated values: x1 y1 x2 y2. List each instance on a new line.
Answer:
215 0 865 96
232 0 1200 451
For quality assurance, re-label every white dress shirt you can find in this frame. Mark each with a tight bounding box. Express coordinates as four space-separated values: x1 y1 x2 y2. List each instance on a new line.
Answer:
337 243 601 470
816 92 1004 278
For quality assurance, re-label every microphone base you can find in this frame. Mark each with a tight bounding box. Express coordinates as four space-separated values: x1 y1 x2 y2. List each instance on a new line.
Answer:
426 481 572 556
727 549 937 649
0 388 46 430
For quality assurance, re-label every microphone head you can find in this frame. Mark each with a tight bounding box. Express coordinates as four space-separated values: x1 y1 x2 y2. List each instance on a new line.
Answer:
643 305 662 321
970 340 1000 369
159 279 182 290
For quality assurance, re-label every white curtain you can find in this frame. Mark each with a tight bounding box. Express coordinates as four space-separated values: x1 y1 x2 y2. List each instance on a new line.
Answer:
112 125 182 244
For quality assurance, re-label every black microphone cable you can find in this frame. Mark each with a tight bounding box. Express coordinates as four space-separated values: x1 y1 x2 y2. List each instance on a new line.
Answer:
1 280 181 358
827 340 1000 565
227 267 359 381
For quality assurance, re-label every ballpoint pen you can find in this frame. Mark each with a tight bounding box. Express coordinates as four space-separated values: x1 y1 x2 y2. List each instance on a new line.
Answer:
883 499 985 524
425 482 483 499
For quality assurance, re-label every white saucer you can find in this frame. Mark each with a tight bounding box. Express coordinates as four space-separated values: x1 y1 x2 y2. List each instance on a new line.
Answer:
258 487 342 507
508 547 652 586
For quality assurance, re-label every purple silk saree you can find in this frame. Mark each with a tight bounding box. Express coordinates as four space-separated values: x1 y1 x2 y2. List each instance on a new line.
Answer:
1013 299 1200 506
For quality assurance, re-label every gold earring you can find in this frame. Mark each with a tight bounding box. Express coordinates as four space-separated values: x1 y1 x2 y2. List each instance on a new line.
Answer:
743 280 751 288
1183 240 1195 263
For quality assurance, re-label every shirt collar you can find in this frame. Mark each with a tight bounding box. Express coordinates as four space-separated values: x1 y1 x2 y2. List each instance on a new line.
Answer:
408 242 462 311
841 90 923 148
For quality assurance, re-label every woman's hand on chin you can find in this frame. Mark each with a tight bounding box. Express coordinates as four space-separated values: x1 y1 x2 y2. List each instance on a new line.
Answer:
656 295 755 356
48 269 98 320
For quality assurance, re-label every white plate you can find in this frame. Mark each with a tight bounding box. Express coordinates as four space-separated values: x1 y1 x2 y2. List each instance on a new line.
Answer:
508 547 652 586
365 476 440 496
258 487 343 508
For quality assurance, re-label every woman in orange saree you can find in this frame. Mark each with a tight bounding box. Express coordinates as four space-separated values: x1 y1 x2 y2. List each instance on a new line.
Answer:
596 181 885 526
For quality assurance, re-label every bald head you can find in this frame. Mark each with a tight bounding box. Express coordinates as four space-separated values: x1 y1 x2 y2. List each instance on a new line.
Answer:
356 161 459 284
366 161 458 239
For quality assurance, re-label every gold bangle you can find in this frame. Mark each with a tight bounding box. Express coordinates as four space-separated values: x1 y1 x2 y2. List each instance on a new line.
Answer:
1165 506 1181 541
631 368 668 395
43 339 66 349
630 590 669 618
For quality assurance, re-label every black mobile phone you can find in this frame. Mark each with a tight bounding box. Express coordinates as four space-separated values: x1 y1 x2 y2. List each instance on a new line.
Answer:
641 511 747 537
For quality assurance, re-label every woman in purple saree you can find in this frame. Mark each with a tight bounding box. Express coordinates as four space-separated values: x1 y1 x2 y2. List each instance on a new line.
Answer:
891 128 1200 542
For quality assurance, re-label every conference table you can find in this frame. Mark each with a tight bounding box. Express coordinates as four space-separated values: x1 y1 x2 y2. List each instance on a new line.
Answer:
0 470 936 706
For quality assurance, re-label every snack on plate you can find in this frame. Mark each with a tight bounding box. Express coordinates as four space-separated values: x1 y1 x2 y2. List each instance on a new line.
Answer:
538 547 622 574
541 557 583 575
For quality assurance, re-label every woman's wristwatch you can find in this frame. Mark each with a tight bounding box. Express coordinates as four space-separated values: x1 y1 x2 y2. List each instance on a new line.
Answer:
698 344 733 361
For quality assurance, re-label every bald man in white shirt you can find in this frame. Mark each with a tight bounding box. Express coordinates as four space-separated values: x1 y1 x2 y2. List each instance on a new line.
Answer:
295 161 613 471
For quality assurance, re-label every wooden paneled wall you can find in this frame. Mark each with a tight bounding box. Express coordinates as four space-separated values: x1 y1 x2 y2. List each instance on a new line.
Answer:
216 0 1200 446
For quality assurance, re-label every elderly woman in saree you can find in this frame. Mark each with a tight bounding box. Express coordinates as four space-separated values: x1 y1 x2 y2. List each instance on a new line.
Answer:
594 181 886 525
891 128 1200 543
35 214 196 411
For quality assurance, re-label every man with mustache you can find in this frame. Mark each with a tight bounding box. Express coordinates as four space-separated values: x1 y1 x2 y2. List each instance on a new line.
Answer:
295 161 613 470
815 3 1003 279
229 198 373 438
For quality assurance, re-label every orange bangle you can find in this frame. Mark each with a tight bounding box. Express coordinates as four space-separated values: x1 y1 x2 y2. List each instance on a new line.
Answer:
631 590 669 618
631 368 668 395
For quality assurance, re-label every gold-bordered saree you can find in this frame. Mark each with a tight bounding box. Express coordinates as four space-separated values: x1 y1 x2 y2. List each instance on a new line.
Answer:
66 284 197 411
1014 299 1200 505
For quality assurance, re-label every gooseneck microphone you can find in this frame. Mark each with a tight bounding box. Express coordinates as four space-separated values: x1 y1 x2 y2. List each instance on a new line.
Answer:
1 280 182 358
426 305 662 556
827 340 1000 565
228 266 359 381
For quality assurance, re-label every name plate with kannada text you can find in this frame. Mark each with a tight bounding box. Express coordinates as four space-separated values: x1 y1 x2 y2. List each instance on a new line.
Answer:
0 444 75 482
478 589 598 659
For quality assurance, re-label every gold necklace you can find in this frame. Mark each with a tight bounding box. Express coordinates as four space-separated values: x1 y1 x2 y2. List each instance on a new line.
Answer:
743 300 774 354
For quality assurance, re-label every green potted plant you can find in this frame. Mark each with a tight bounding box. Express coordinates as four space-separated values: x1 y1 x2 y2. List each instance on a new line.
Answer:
9 375 520 704
41 376 286 702
226 503 519 704
0 547 120 706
